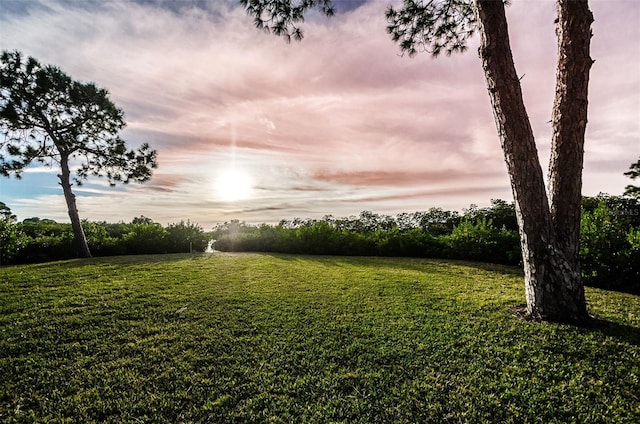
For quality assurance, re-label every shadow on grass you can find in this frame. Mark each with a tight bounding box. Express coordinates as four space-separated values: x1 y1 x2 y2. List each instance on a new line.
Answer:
586 284 640 297
511 304 640 347
5 253 207 271
588 318 640 346
261 252 524 277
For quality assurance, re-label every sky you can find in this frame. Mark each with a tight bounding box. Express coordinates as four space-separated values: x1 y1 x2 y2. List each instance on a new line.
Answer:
0 0 638 228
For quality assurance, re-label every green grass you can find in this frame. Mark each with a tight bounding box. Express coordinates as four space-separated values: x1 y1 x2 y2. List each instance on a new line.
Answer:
1 253 639 423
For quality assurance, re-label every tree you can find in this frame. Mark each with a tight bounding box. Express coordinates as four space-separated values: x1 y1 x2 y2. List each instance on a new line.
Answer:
242 0 593 322
0 217 26 266
0 51 157 258
132 215 155 225
462 199 518 232
0 201 16 221
0 201 25 266
624 158 640 199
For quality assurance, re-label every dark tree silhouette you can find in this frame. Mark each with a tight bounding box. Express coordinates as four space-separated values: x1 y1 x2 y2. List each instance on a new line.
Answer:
0 201 16 221
0 51 157 258
241 0 594 322
624 158 640 199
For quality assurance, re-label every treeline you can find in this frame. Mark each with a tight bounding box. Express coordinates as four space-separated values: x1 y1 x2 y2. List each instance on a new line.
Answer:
2 195 638 292
212 196 640 293
0 216 210 265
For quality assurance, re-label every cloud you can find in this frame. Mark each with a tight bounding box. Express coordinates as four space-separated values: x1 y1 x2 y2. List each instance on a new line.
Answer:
313 168 503 187
351 185 510 204
22 167 58 174
1 0 638 225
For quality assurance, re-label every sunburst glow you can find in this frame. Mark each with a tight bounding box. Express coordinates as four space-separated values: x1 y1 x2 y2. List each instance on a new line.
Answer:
216 168 253 202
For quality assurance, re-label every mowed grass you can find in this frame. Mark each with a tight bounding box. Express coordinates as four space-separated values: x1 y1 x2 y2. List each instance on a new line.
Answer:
1 253 639 423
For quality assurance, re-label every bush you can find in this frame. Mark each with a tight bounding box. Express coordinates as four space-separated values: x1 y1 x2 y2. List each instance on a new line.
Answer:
442 218 520 265
84 221 120 256
166 221 210 253
2 219 211 264
5 195 638 296
13 220 76 263
122 223 168 254
580 196 640 293
0 218 27 265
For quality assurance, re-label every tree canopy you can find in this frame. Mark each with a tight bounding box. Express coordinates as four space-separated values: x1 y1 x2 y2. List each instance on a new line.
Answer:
624 158 640 199
0 201 16 221
0 50 158 258
240 0 335 42
386 0 476 57
0 50 157 186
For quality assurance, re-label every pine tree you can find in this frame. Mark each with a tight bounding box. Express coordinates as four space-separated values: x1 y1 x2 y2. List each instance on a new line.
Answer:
242 0 594 322
0 51 158 258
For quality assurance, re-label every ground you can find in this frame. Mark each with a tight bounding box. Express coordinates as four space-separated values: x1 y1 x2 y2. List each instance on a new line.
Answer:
1 253 638 423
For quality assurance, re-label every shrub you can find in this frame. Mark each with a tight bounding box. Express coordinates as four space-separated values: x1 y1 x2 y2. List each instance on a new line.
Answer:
3 219 210 263
84 221 120 256
442 218 520 265
0 218 27 265
166 220 210 253
580 196 640 293
122 223 168 254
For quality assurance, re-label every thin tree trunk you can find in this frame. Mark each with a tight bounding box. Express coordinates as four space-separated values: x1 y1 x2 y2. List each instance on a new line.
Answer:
59 152 92 258
474 0 588 322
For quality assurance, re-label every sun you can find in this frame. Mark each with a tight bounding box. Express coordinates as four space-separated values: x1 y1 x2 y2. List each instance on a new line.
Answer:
216 168 253 202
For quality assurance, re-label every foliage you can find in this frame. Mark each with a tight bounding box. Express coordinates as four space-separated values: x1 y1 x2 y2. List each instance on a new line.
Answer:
122 222 169 254
462 199 518 231
0 50 157 185
1 254 638 422
3 219 211 264
0 201 16 220
131 215 155 225
624 158 640 199
386 0 477 57
0 202 25 265
166 220 210 253
0 217 27 265
212 196 639 293
442 218 520 264
214 203 519 265
240 0 335 42
82 221 120 257
580 194 640 293
1 50 158 258
16 219 77 262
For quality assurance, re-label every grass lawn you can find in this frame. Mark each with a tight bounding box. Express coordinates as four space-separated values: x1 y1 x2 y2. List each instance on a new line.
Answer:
1 253 639 423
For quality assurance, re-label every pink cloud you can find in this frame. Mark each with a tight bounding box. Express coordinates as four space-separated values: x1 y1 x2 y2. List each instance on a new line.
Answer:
1 0 638 225
313 168 503 187
351 185 510 204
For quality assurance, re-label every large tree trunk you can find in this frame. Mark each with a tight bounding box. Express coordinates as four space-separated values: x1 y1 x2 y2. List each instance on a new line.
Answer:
548 0 593 290
59 153 92 258
474 0 589 322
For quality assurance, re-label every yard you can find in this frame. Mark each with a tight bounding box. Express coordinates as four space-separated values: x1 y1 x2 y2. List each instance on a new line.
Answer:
1 253 638 423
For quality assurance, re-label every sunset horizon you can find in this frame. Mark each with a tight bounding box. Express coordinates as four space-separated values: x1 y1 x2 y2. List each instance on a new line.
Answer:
1 0 638 228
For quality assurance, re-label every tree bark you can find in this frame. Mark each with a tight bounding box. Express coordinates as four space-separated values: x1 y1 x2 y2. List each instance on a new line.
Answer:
474 0 589 322
549 0 593 278
59 152 92 258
